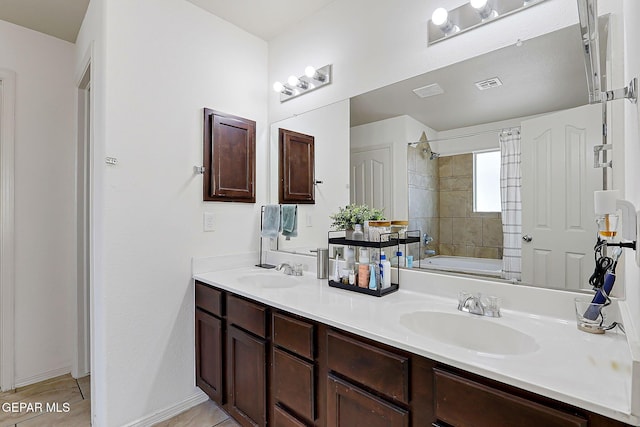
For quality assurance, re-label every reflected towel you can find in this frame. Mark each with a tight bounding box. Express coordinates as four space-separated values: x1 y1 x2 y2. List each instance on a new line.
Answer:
261 205 281 239
281 204 298 239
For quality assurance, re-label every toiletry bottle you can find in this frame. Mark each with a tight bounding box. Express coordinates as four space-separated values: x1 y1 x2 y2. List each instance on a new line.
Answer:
352 224 364 241
358 263 369 288
397 251 405 268
359 247 370 264
368 263 377 290
345 247 356 271
333 255 341 282
406 255 414 269
379 252 391 289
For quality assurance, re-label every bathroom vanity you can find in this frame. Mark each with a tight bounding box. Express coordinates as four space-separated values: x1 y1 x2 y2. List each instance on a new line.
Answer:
193 266 637 427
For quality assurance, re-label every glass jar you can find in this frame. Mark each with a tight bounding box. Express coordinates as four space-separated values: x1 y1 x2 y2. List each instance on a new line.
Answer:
390 220 409 239
368 220 391 242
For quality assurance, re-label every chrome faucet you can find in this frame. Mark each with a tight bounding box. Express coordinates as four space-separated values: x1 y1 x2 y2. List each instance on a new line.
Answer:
423 233 433 245
458 292 501 317
276 262 303 276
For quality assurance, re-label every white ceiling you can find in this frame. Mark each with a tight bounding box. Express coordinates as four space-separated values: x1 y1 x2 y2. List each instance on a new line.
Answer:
0 0 89 43
186 0 337 40
0 0 334 43
350 24 591 131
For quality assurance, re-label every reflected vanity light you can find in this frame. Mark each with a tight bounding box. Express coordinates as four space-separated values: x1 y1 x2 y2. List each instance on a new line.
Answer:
273 64 332 102
428 0 547 45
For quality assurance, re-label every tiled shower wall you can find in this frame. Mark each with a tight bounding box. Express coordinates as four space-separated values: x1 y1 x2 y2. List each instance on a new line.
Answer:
408 145 439 259
408 150 504 260
438 154 503 259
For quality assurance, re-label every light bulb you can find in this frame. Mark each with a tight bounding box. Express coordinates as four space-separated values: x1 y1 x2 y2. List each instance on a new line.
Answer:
273 82 284 93
431 8 449 26
305 66 316 79
288 75 300 86
470 0 488 9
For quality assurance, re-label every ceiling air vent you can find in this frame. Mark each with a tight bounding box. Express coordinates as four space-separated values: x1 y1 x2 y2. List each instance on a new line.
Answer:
474 77 503 90
412 83 444 98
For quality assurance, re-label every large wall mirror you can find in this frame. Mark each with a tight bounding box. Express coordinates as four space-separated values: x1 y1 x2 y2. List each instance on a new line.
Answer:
269 17 622 292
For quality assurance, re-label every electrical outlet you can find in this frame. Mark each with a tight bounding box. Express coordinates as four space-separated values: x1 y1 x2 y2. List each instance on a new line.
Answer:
203 212 215 232
333 247 344 259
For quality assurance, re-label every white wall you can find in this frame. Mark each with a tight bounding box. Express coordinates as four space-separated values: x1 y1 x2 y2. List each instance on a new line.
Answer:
75 0 268 425
0 20 76 386
269 100 350 253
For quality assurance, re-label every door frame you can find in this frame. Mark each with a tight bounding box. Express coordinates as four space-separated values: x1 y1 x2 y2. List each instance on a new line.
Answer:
0 69 16 392
73 47 93 379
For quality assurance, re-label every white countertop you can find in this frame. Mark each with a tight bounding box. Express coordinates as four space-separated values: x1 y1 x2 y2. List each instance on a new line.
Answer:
194 266 638 425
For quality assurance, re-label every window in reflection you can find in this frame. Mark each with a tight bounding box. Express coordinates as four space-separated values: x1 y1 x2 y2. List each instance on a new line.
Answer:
473 150 501 213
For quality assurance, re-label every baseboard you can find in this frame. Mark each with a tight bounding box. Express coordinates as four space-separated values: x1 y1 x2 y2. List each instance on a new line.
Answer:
124 389 209 427
14 365 72 388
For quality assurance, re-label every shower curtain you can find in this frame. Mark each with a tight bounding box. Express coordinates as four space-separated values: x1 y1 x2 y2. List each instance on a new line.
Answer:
499 129 522 281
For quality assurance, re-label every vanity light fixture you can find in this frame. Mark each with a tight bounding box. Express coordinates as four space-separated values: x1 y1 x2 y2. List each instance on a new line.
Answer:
273 64 332 102
428 0 547 45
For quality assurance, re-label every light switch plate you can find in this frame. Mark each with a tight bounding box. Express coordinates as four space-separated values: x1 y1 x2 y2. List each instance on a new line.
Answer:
203 212 215 232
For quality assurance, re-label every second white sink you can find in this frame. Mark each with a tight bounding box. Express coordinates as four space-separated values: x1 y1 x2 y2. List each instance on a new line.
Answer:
399 311 539 356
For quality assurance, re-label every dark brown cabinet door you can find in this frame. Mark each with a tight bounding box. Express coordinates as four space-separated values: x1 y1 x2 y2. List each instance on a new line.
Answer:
326 375 408 427
203 109 256 202
195 308 223 404
279 128 315 204
272 347 315 423
227 325 267 427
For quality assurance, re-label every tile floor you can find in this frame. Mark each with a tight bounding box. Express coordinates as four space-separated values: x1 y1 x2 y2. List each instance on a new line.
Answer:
0 375 238 427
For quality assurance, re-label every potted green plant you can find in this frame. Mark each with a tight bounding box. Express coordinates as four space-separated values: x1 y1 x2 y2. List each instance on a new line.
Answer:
330 204 385 237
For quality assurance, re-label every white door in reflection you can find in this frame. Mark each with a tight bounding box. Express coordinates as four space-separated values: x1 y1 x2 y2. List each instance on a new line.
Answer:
350 146 392 215
521 104 602 290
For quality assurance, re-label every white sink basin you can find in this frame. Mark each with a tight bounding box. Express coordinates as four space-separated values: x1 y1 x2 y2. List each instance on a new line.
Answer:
399 311 539 356
236 273 301 289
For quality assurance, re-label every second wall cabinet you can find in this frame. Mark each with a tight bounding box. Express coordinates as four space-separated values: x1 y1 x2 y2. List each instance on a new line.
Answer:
279 128 315 204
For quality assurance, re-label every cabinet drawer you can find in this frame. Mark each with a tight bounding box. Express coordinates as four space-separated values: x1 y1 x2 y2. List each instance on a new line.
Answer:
274 405 308 427
273 348 315 422
227 294 267 338
326 330 409 404
273 312 314 360
195 282 222 317
434 369 588 427
327 374 409 427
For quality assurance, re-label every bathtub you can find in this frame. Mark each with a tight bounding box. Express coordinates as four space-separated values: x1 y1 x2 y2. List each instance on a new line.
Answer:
419 255 503 278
